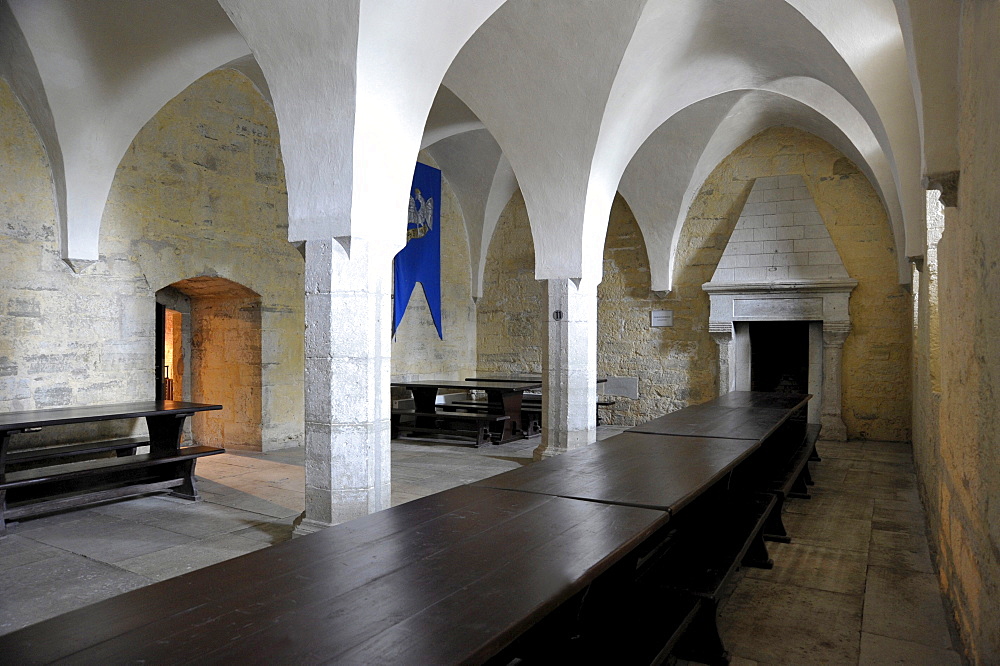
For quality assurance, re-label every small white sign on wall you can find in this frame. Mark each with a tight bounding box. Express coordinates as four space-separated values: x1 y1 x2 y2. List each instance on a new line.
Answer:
651 309 674 327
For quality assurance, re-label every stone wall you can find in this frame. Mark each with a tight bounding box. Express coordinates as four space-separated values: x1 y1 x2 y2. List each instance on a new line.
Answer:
911 2 1000 660
390 158 477 381
0 70 304 451
475 128 908 437
477 190 545 373
664 127 910 440
598 194 707 423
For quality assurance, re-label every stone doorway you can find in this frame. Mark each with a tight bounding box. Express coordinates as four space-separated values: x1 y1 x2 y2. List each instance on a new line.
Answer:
156 277 263 450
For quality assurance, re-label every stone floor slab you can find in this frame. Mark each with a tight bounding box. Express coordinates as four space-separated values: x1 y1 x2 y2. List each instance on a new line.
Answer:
859 632 962 665
0 534 64 572
781 512 872 553
863 565 956 650
868 528 935 574
116 533 270 582
746 541 868 596
0 552 151 635
718 577 863 664
21 513 196 563
783 493 875 521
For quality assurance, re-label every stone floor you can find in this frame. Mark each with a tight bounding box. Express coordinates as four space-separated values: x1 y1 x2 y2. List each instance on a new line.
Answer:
0 432 967 664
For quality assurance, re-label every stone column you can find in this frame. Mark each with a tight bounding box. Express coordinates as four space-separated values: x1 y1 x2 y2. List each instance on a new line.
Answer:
710 323 734 397
296 238 392 534
533 278 598 460
820 323 850 441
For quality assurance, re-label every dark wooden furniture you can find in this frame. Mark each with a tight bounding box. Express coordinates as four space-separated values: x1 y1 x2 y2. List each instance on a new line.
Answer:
628 392 815 545
0 485 671 665
392 379 541 442
390 408 508 447
474 432 757 514
0 401 223 534
0 392 822 664
476 430 779 665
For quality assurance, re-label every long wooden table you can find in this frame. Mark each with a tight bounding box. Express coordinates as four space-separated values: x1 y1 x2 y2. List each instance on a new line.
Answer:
627 392 809 441
0 485 669 664
0 401 223 533
0 392 818 664
393 379 541 442
474 432 757 515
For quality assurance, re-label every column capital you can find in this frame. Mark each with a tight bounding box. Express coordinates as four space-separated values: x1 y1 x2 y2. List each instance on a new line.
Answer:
822 322 850 346
922 170 960 209
709 321 734 336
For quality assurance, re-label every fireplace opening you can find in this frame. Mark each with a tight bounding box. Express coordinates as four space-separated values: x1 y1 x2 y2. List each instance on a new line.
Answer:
750 321 810 394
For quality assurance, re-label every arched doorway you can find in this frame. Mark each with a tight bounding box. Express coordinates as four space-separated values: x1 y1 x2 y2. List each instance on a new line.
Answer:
156 277 263 450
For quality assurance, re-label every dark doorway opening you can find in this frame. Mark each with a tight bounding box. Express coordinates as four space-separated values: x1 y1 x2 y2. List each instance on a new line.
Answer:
750 321 810 394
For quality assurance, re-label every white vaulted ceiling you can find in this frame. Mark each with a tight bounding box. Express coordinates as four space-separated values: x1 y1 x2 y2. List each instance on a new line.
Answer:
3 0 949 286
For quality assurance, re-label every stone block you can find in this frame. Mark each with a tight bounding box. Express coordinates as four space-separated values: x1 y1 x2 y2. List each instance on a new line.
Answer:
752 226 777 241
809 251 843 265
776 225 805 240
762 240 794 254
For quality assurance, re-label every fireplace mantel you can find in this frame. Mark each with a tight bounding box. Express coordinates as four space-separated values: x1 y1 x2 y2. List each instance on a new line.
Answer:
702 277 857 440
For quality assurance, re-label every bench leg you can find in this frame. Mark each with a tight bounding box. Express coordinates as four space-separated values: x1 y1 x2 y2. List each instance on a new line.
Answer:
763 494 792 543
802 463 815 486
788 466 812 500
741 531 774 569
674 599 730 666
0 490 6 537
169 459 201 501
810 442 822 462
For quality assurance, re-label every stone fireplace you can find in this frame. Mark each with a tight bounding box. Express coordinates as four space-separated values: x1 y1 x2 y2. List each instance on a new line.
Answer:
703 175 857 440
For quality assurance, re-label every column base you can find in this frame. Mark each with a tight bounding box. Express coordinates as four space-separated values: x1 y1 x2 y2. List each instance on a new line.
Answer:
820 415 848 441
292 513 330 538
533 427 593 460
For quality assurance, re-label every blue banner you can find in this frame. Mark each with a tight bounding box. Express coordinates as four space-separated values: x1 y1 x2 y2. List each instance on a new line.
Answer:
393 162 442 338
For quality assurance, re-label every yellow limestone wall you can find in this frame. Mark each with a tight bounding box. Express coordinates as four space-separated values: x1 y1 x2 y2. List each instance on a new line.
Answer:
911 3 1000 661
598 192 718 424
390 156 478 381
474 128 909 438
476 190 545 374
662 127 911 439
0 70 304 451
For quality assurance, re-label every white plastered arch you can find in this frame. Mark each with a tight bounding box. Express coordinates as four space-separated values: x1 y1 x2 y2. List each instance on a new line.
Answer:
586 0 920 293
617 81 907 293
8 0 254 264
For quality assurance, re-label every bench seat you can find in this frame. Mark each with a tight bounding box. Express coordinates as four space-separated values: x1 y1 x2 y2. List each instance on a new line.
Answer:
762 423 821 542
6 437 148 471
391 409 509 447
1 445 223 529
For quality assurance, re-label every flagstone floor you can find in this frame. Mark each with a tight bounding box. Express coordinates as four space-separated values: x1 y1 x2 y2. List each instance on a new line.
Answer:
0 432 967 664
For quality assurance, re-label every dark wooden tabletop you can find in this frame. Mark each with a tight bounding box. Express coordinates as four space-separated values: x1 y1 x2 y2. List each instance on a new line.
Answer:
0 401 222 432
0 485 667 665
392 379 542 391
626 402 802 442
703 391 810 411
474 432 758 514
465 374 608 383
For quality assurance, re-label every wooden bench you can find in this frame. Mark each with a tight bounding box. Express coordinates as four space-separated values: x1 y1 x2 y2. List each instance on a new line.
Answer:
391 408 509 447
761 423 822 542
445 399 542 436
0 401 224 535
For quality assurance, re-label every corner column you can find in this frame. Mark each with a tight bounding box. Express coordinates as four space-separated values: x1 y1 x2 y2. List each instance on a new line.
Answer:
710 323 734 396
297 238 392 534
821 323 850 441
534 278 598 459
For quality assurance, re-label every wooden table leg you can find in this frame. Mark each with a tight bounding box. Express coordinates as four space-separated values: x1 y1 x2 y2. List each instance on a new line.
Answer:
408 387 440 430
486 389 523 441
145 413 188 453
